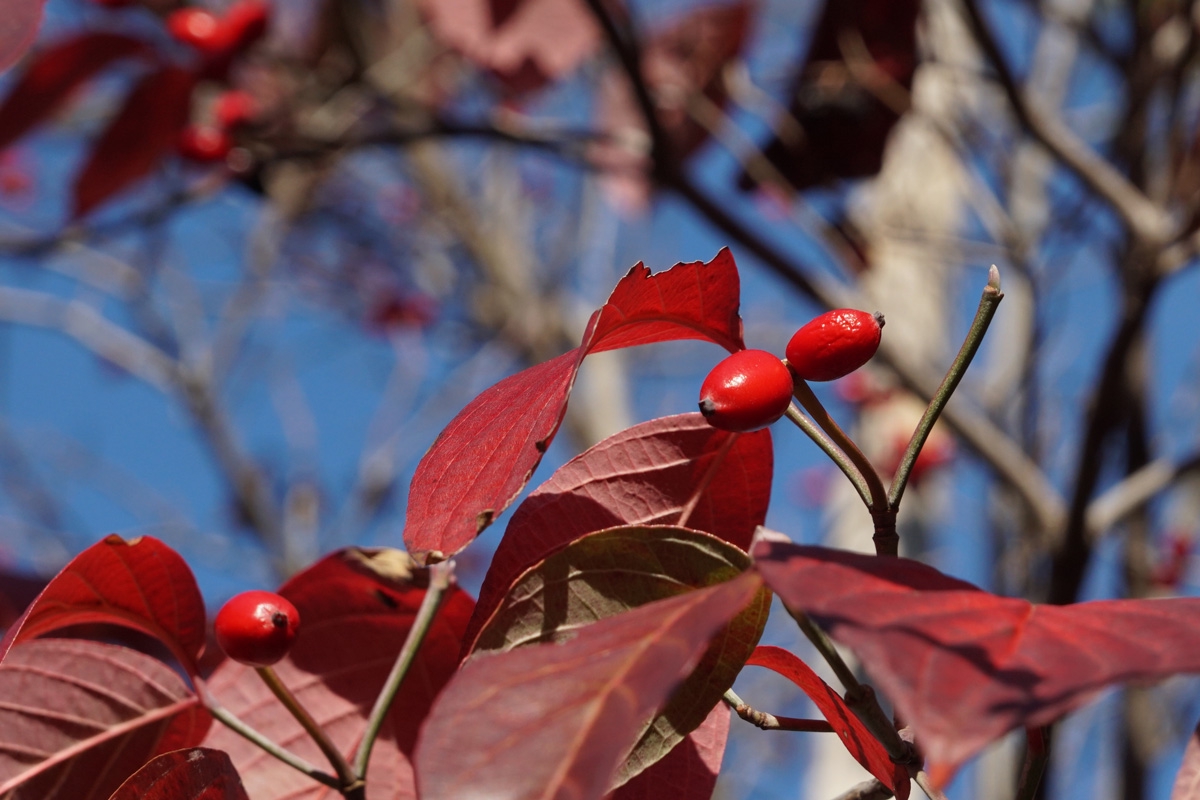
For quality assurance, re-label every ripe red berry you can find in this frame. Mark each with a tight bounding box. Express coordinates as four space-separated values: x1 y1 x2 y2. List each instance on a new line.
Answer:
786 309 884 382
166 8 224 54
214 590 300 667
698 349 794 432
221 0 271 51
178 124 233 162
213 90 257 129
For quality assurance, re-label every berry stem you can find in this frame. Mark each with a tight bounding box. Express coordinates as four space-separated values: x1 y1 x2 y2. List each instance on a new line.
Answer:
255 665 362 792
723 688 836 732
194 676 341 789
887 266 1004 511
783 402 873 506
354 559 456 777
791 378 889 512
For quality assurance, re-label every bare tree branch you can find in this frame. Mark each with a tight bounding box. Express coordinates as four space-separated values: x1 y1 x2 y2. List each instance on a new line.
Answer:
960 0 1175 246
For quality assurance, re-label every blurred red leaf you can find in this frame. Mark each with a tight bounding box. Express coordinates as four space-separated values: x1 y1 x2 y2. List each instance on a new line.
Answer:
0 638 210 800
607 702 728 800
73 65 196 218
0 534 207 675
403 248 744 562
742 0 919 191
463 412 772 652
752 539 1200 773
201 547 473 799
745 645 908 798
415 570 763 800
0 32 151 151
1173 722 1200 800
471 526 770 785
418 0 601 93
108 748 248 800
0 0 45 74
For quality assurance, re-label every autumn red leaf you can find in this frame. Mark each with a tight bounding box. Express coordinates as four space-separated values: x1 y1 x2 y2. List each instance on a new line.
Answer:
201 547 473 799
73 65 196 218
606 703 729 800
745 645 908 798
740 0 920 191
470 525 770 785
403 248 745 562
0 0 46 73
0 32 151 152
462 412 772 652
0 639 210 800
108 748 248 800
1173 722 1200 800
415 570 763 800
0 534 207 675
418 0 601 93
752 538 1200 774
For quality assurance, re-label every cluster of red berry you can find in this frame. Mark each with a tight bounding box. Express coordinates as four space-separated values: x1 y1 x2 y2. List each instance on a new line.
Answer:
698 309 883 432
166 2 269 163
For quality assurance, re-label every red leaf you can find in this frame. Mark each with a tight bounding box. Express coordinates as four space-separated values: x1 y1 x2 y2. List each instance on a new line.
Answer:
73 65 196 218
0 0 45 74
606 703 729 800
752 539 1200 773
414 571 763 800
469 526 770 786
403 248 745 561
0 534 207 675
418 0 601 93
1173 722 1200 800
463 412 772 652
0 33 151 151
108 748 248 800
0 638 210 800
741 0 920 190
745 645 908 798
201 548 473 799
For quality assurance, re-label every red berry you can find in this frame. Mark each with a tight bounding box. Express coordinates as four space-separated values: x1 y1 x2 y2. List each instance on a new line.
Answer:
213 90 257 129
178 124 232 162
214 590 300 667
786 309 884 382
167 8 224 53
221 0 271 51
698 349 794 432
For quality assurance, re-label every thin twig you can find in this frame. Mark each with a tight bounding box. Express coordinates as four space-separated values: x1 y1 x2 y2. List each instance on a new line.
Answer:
783 606 914 766
888 265 1004 510
783 403 873 507
792 380 888 512
830 779 894 800
195 677 341 789
354 560 456 776
256 665 360 791
1085 451 1200 536
960 0 1173 246
723 689 836 732
914 770 950 800
1015 727 1049 800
